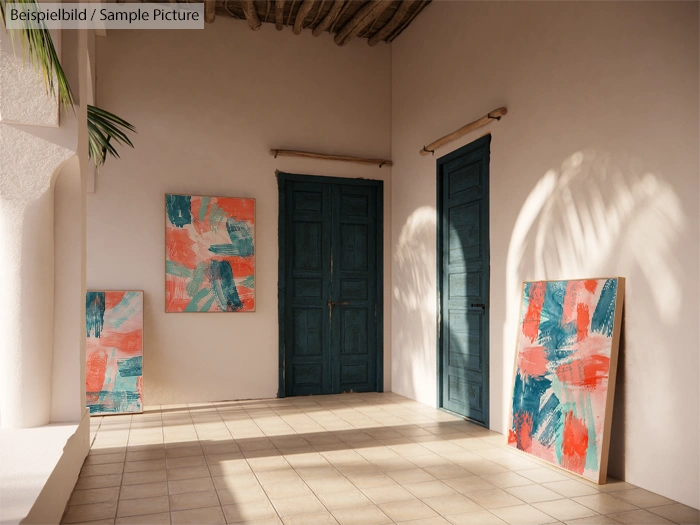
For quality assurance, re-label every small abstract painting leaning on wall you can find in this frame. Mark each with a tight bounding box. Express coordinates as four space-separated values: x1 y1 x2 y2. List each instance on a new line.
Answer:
508 278 625 483
165 194 255 312
86 291 144 415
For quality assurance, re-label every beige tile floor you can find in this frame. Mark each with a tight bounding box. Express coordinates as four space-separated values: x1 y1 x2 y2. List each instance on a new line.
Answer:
62 393 699 525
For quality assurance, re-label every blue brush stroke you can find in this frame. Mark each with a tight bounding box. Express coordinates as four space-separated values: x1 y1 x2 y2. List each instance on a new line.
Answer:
512 371 552 419
591 279 618 337
207 260 243 311
166 194 192 228
86 292 105 337
117 356 142 377
533 392 560 436
533 392 563 448
537 282 576 362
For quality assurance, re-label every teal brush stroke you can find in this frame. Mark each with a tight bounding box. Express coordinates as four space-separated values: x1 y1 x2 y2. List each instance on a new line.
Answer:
208 260 243 311
198 196 210 223
111 292 141 329
200 294 216 312
591 279 618 337
186 262 207 298
208 243 254 256
185 288 211 312
226 218 253 243
86 292 105 337
117 356 142 377
583 393 600 472
209 203 226 233
240 275 255 289
166 260 192 278
166 194 192 228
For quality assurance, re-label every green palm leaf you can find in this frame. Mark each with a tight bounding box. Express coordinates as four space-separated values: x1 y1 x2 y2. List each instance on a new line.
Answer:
88 105 136 166
0 0 136 166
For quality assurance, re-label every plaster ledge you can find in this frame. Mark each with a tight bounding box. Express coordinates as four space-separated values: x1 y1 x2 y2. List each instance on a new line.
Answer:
0 410 90 525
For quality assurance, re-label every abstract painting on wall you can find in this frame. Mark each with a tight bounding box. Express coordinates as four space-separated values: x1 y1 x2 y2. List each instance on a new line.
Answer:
508 278 624 483
86 291 143 415
165 194 255 312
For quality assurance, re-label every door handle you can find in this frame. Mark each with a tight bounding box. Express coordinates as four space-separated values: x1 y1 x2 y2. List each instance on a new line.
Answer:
328 301 349 307
471 303 486 309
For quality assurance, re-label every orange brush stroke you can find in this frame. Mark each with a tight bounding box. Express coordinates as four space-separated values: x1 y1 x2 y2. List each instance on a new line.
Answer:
522 282 546 343
556 355 610 388
86 348 107 393
220 256 254 278
214 197 255 224
518 346 548 377
100 329 143 355
576 303 590 341
166 276 190 312
562 411 588 474
191 197 213 235
584 279 598 293
105 291 126 309
167 227 197 268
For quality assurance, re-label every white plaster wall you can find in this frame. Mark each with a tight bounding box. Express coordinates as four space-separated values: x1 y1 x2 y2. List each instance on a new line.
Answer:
89 19 392 405
52 156 86 422
0 28 59 126
390 1 699 508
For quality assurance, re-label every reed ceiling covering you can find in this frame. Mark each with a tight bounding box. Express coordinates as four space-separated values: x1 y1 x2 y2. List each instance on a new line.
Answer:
128 1 432 46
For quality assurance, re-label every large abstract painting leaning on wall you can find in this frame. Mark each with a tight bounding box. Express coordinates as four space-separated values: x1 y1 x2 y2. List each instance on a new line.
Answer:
165 194 255 312
508 278 624 483
86 291 144 415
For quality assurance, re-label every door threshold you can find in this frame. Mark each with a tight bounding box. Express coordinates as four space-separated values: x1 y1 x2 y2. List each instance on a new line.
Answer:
438 406 489 429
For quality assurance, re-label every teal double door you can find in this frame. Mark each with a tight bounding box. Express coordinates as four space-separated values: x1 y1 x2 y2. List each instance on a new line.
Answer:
437 135 490 426
278 173 383 397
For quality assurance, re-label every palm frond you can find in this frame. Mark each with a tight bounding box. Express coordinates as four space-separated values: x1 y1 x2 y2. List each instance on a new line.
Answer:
88 105 136 166
0 0 73 108
1 0 136 166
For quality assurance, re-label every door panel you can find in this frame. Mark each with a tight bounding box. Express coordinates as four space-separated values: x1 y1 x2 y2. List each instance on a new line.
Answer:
280 175 381 397
438 136 490 426
332 185 377 394
286 181 331 396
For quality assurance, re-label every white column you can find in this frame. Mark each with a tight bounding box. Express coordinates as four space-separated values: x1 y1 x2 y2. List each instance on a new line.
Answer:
0 129 74 428
0 26 75 428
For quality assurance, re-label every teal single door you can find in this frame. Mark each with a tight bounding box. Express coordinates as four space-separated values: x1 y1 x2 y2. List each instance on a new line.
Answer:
437 135 490 426
278 174 383 397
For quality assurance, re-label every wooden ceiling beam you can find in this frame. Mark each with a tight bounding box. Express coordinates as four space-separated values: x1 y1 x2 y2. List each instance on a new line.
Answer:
367 0 411 46
274 0 285 30
334 0 392 46
241 0 262 30
312 0 344 36
293 0 315 34
387 0 428 42
204 0 216 23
